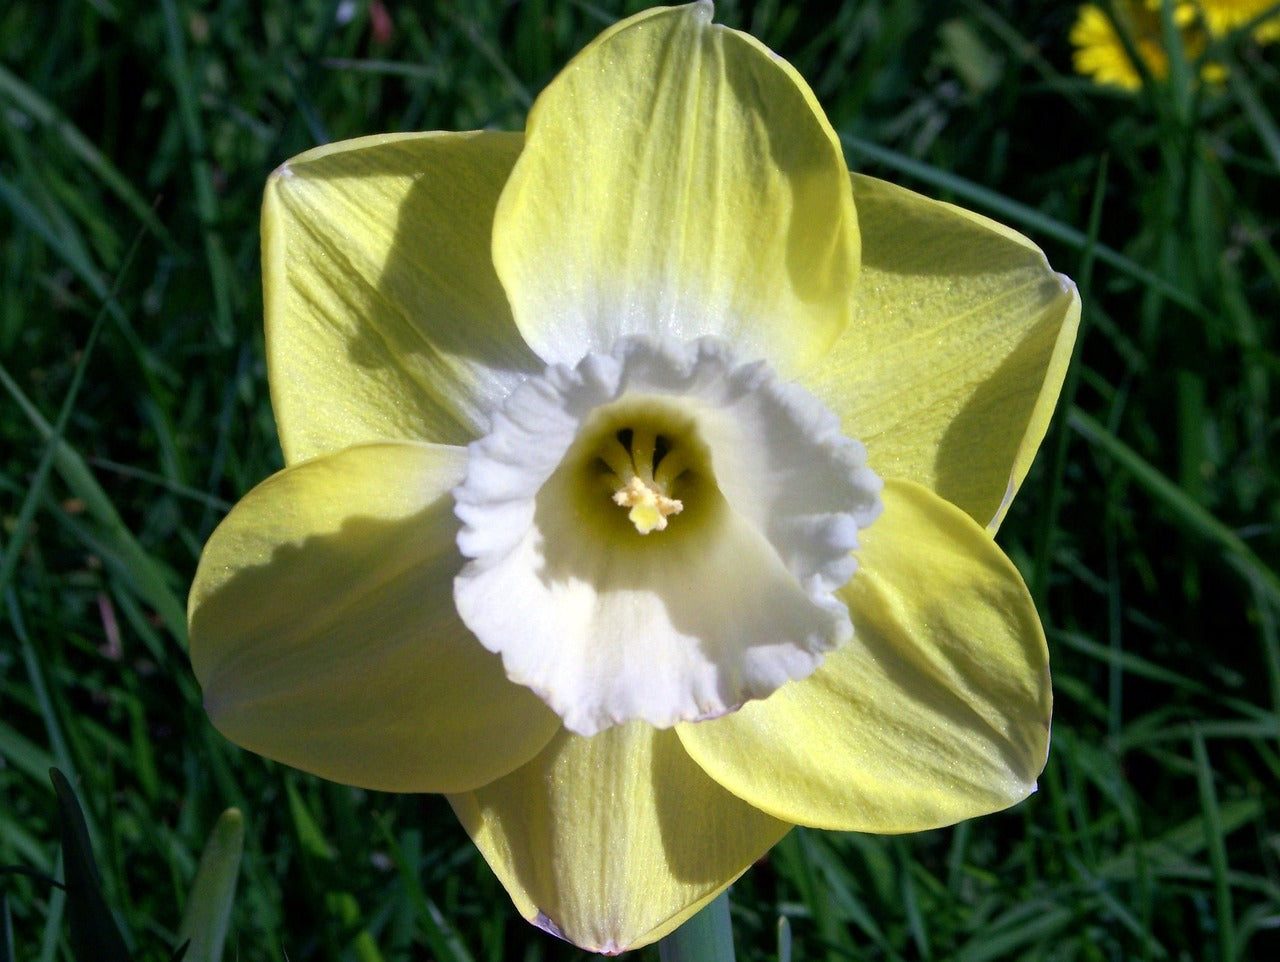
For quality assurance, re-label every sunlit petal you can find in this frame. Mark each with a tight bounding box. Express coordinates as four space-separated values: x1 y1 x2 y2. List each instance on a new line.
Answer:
493 2 858 375
448 724 789 954
804 173 1079 529
679 478 1051 832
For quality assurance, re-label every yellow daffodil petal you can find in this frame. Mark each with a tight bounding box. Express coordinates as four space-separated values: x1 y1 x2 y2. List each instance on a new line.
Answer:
448 723 790 954
263 131 543 463
804 173 1079 530
188 442 560 793
492 1 859 376
678 478 1050 832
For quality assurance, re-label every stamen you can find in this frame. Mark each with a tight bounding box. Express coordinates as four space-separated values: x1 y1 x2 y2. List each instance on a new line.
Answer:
629 427 657 482
598 435 636 484
652 434 673 470
600 426 686 532
611 475 683 534
652 446 688 490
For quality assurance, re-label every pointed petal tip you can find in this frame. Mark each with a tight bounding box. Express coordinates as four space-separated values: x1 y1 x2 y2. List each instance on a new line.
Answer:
532 911 568 942
529 915 628 956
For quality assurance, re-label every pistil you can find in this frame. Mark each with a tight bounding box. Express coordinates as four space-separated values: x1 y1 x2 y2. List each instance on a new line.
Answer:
601 427 685 533
612 475 683 533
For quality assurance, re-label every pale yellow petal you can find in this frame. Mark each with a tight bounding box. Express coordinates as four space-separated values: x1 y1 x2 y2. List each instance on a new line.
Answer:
493 2 858 375
448 723 789 953
804 173 1078 530
679 479 1051 832
263 131 542 463
189 442 560 793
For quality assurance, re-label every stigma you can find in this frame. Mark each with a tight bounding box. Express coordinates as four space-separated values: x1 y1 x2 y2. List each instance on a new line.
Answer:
597 427 687 534
611 475 682 533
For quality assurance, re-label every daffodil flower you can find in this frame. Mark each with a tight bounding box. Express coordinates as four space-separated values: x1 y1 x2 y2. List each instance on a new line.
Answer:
189 2 1079 953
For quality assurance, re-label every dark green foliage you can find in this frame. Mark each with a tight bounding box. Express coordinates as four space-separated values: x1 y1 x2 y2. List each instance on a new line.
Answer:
51 769 132 962
1 1 1277 960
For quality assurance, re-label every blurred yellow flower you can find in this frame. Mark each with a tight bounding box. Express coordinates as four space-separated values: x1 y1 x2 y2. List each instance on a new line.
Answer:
1071 2 1171 90
189 2 1078 952
1198 0 1280 41
1070 0 1275 90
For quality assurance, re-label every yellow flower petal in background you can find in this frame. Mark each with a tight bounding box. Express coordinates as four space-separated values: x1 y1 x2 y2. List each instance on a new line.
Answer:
491 1 859 377
1195 0 1280 40
1070 1 1238 90
189 442 560 793
804 174 1078 530
448 723 789 954
1070 2 1169 90
263 132 541 463
678 479 1050 832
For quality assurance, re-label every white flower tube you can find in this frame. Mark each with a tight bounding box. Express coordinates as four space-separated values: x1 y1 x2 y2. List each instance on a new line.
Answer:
453 336 883 735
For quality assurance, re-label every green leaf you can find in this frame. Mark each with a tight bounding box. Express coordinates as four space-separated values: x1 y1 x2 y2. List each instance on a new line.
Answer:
2 893 14 962
1068 407 1280 606
174 809 245 962
658 891 735 962
50 769 131 962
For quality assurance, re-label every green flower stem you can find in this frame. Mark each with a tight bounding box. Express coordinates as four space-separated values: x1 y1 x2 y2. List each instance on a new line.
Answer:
658 891 735 962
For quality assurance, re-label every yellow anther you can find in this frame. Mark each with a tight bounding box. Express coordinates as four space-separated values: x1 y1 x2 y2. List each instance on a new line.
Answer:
611 475 683 534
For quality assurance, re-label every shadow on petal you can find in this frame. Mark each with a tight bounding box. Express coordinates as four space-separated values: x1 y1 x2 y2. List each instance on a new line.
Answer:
266 132 543 457
191 448 558 794
933 284 1074 527
844 597 1049 798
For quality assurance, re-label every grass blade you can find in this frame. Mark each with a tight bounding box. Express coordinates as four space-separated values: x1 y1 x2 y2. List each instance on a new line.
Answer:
175 809 244 962
0 365 187 642
0 64 174 247
51 769 132 962
1191 729 1235 962
1068 407 1280 606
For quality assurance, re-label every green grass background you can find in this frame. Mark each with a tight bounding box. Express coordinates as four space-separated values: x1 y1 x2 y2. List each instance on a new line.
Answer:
2 0 1278 959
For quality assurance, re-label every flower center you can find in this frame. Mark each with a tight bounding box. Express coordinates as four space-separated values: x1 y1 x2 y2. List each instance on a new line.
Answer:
543 393 721 548
600 428 684 533
452 336 883 736
599 422 691 529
